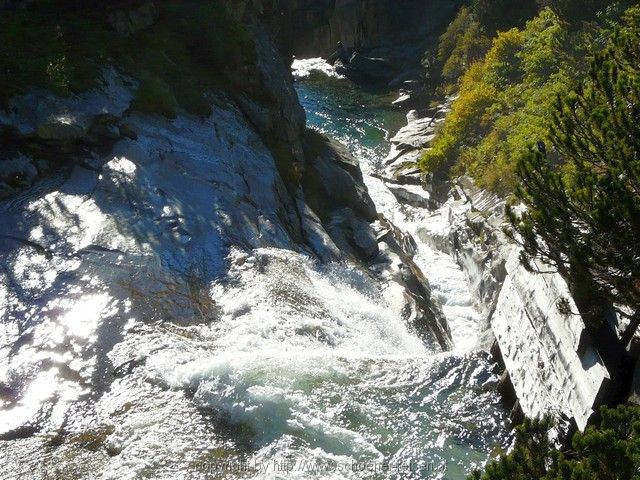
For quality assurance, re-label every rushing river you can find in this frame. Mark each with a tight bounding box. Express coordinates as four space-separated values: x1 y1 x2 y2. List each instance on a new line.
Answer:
183 58 513 479
0 60 511 480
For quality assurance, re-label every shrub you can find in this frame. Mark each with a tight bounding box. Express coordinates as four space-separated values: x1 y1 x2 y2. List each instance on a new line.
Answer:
420 61 498 177
437 7 491 83
420 7 585 193
469 405 640 480
0 0 255 116
482 28 525 87
509 7 640 342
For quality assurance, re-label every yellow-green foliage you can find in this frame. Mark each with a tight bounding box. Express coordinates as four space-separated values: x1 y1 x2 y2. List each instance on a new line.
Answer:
421 61 497 174
438 7 492 84
421 8 585 194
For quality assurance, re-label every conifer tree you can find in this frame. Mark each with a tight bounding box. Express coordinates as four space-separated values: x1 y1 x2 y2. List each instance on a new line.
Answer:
508 7 640 348
469 405 640 479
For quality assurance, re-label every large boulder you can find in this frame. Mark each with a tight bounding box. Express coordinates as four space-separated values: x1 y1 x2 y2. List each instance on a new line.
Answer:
371 214 453 350
389 112 443 151
302 129 377 223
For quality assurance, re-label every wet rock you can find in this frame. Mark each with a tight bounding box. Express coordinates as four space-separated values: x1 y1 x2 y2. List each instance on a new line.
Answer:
390 115 440 151
324 207 378 260
302 129 377 223
405 109 424 123
376 215 417 259
297 199 342 262
387 184 437 209
378 150 422 186
333 59 349 77
345 52 395 83
372 214 453 351
391 86 429 110
351 216 379 259
419 174 611 431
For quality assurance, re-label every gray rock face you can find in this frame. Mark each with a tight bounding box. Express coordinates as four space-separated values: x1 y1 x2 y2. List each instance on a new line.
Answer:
418 175 611 431
379 99 451 184
342 52 395 83
0 85 352 441
351 216 379 258
390 115 441 151
302 129 377 225
371 215 452 351
242 25 307 167
299 128 383 260
388 183 437 209
278 0 459 64
492 254 610 431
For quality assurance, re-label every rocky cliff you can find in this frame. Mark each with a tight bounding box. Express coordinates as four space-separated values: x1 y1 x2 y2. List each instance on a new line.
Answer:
0 1 454 457
276 0 459 58
380 104 613 433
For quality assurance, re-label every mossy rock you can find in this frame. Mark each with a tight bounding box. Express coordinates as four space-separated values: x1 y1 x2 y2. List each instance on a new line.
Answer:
132 77 178 119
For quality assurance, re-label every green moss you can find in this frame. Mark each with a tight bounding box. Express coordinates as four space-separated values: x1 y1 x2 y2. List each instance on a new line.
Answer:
132 77 178 118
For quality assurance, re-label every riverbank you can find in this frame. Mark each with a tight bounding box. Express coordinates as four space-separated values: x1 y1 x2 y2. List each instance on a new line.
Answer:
366 68 612 434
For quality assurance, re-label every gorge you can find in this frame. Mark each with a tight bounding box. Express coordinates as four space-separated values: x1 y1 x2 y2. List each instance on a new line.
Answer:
0 1 638 479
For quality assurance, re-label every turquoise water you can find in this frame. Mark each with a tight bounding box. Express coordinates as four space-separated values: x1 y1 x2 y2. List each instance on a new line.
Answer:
296 73 406 167
290 64 513 479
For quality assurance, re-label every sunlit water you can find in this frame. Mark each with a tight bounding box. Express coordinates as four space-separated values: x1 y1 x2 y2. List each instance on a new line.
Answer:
0 59 511 480
293 59 484 352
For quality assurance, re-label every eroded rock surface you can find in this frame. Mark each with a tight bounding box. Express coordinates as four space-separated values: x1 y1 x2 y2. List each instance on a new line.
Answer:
417 175 610 430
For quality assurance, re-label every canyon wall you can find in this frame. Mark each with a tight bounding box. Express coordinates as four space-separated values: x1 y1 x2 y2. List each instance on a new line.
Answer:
383 107 612 433
0 2 454 454
282 0 459 56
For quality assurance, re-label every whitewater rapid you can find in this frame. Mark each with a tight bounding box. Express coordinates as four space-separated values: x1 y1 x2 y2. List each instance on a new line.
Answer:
293 58 482 352
0 59 510 480
108 60 510 479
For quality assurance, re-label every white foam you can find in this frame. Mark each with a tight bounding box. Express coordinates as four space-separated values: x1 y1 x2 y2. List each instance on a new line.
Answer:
292 58 344 79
